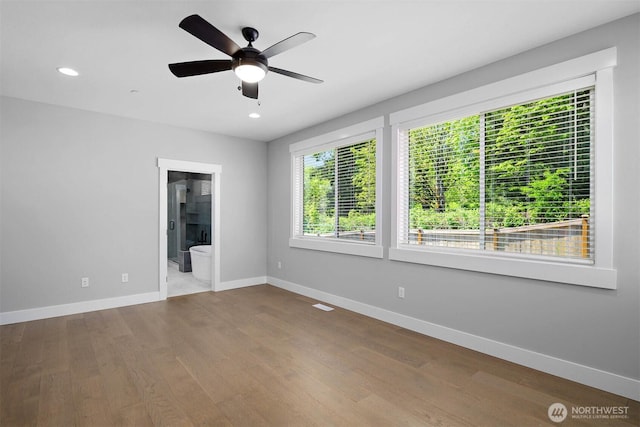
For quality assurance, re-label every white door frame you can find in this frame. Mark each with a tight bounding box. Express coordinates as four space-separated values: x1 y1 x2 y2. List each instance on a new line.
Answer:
158 158 221 299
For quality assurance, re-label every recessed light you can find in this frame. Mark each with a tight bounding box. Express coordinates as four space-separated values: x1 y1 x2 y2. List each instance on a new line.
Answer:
57 67 79 77
249 112 260 119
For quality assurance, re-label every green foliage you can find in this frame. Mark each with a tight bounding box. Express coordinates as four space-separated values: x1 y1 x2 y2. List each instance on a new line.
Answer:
567 197 590 217
303 151 334 235
339 211 376 232
304 214 334 235
409 90 592 232
351 140 376 211
302 140 376 236
410 205 479 230
519 168 570 222
302 91 593 237
485 202 528 228
409 116 480 212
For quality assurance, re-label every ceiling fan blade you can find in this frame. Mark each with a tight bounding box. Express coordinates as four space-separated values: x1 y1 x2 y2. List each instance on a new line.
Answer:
242 81 258 99
169 60 232 77
179 14 241 57
268 67 323 84
261 32 316 59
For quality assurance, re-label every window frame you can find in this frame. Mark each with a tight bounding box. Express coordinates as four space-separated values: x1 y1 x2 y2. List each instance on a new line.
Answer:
390 48 617 289
290 117 384 258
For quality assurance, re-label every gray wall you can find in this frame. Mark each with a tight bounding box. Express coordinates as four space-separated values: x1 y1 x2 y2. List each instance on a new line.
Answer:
0 97 267 312
267 14 640 380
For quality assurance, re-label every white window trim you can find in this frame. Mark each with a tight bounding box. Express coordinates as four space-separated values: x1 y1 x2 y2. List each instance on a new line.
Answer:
290 117 385 258
390 48 617 289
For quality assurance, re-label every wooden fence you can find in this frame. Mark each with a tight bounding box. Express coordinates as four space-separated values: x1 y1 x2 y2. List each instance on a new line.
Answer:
410 215 590 259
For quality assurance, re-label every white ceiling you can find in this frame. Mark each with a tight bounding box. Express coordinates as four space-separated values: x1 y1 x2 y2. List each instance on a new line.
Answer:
2 1 639 142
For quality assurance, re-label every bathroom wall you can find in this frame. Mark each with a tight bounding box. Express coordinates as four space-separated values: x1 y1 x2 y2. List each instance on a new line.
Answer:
184 177 212 247
0 97 267 313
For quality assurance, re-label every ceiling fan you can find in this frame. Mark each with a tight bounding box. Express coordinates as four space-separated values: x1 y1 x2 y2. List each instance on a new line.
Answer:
168 14 323 99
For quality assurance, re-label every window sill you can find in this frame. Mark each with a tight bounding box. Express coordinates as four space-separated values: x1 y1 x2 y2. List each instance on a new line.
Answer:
389 247 617 289
289 237 384 258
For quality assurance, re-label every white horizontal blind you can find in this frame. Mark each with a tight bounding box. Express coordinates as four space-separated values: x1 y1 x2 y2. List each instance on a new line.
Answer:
484 89 593 260
398 86 594 262
399 116 481 249
298 138 376 243
302 148 335 236
292 155 304 237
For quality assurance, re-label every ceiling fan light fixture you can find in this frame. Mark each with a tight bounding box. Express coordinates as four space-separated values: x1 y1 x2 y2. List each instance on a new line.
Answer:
233 60 267 83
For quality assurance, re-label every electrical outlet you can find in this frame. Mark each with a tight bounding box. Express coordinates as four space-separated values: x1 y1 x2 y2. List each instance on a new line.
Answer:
398 286 405 299
81 277 89 288
121 273 129 283
277 261 282 269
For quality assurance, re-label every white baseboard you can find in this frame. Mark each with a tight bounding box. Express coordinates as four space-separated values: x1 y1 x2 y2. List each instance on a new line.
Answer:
0 292 161 325
0 275 266 325
267 276 640 401
217 276 267 292
3 277 636 400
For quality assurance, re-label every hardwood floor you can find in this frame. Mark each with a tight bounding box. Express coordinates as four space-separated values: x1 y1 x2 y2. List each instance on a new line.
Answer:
1 284 637 426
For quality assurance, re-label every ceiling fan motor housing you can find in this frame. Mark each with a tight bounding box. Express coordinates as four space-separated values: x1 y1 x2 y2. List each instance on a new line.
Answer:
232 46 269 76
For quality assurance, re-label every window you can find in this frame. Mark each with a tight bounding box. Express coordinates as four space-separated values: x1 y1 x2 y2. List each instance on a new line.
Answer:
300 139 376 238
391 49 617 288
290 117 384 258
401 88 593 260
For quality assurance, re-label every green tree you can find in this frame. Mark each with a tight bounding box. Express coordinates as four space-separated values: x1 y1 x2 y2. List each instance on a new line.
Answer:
407 89 591 230
303 151 334 234
350 139 376 211
302 140 378 236
485 90 591 224
520 168 570 222
408 115 479 227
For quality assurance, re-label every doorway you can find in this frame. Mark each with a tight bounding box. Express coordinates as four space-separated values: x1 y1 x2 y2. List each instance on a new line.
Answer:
158 158 221 300
167 172 211 296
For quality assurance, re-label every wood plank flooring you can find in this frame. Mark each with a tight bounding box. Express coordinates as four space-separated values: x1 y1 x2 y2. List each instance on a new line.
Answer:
1 284 637 426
